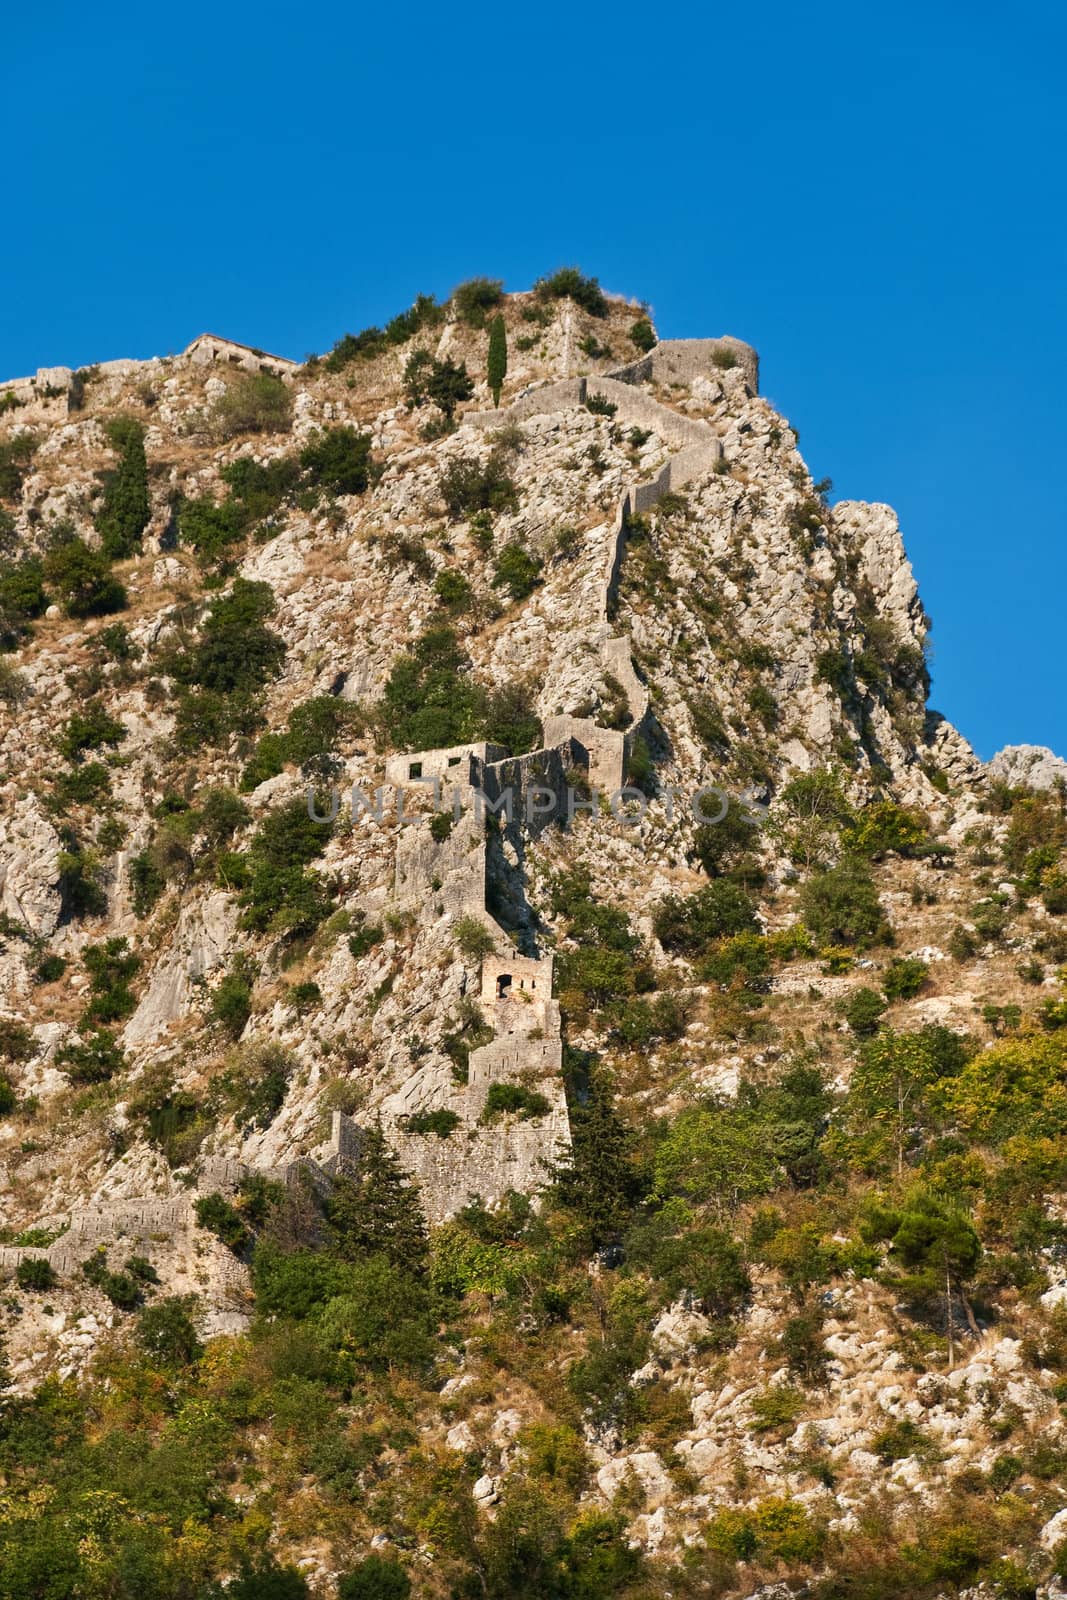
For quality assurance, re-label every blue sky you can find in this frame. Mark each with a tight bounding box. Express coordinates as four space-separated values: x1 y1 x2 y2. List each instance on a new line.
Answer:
5 0 1064 760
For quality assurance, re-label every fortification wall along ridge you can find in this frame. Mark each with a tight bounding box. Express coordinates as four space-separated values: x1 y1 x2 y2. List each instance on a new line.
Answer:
0 329 755 1254
378 337 746 1215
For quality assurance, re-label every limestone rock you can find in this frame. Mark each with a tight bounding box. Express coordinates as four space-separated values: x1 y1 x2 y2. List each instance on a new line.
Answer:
989 743 1067 791
0 794 62 936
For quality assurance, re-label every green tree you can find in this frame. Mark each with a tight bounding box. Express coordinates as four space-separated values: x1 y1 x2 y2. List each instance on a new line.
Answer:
136 1294 203 1365
552 1061 645 1245
487 313 508 407
96 418 149 560
327 1123 429 1270
845 1025 971 1173
426 357 474 419
863 1190 982 1362
405 353 474 419
654 1101 782 1213
771 769 853 870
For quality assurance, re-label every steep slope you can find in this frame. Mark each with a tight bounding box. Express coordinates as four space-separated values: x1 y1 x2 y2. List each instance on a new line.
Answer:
1 276 1067 1599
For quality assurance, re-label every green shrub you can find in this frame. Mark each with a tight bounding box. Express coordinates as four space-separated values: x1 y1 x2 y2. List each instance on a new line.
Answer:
210 962 255 1038
128 850 165 916
842 986 887 1037
692 797 762 881
629 317 655 352
289 981 321 1012
482 681 541 755
234 798 333 937
0 433 36 500
748 1385 806 1433
56 704 127 763
401 1108 461 1138
16 1257 57 1291
299 425 373 495
846 800 933 860
218 1039 295 1130
132 1074 209 1167
534 267 608 317
55 1029 125 1084
606 991 690 1047
80 936 139 1025
51 761 112 810
0 557 48 646
815 648 851 696
800 856 890 948
429 811 454 842
32 953 66 984
177 493 244 565
226 1559 310 1599
81 1249 145 1310
378 626 485 750
712 345 740 370
481 1082 551 1121
348 914 384 959
433 568 472 611
338 1555 411 1600
168 578 285 696
44 539 127 617
774 1310 831 1386
0 1018 36 1062
492 542 542 601
871 1417 941 1463
439 447 518 519
883 956 929 1000
212 372 293 437
451 276 504 325
452 915 495 962
653 882 758 955
687 692 729 752
242 695 359 788
194 1191 250 1253
322 295 444 370
57 841 108 918
96 417 150 560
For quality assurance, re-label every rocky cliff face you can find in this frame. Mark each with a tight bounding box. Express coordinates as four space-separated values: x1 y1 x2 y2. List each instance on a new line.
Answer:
2 282 1066 1598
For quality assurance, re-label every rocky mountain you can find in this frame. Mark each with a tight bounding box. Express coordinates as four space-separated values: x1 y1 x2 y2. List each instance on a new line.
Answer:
1 271 1066 1599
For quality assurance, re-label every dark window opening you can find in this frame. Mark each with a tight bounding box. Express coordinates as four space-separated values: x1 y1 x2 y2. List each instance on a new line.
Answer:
496 974 512 1000
409 761 423 779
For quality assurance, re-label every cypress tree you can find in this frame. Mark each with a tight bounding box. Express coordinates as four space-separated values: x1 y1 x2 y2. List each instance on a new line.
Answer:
551 1057 646 1246
487 314 507 408
327 1122 429 1270
97 417 149 561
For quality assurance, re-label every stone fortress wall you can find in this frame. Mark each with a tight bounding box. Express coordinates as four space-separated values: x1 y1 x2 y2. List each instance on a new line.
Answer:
381 336 759 1217
0 333 297 423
